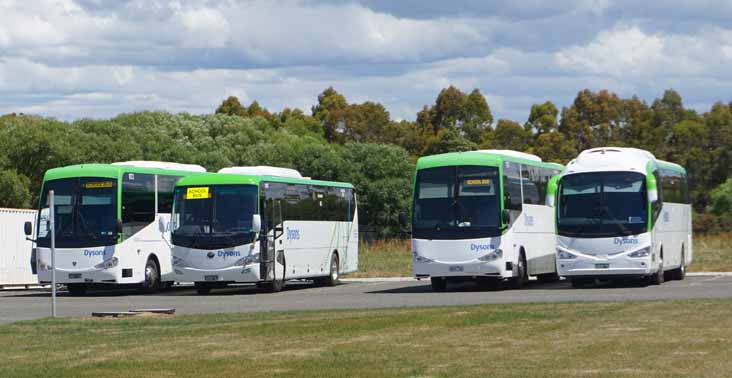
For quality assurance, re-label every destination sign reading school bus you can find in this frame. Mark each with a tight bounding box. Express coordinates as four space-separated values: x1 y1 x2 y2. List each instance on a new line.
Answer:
186 187 210 200
465 179 492 185
84 181 114 189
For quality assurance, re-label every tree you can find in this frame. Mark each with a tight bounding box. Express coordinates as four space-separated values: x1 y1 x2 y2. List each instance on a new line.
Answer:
312 87 349 142
488 119 531 152
215 96 248 117
460 89 493 144
526 101 559 135
708 179 732 216
344 101 391 143
0 169 31 208
422 128 477 156
431 86 465 131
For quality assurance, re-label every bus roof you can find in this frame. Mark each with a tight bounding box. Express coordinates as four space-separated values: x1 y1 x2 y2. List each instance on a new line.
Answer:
43 163 206 182
415 150 565 171
175 172 354 189
563 147 686 177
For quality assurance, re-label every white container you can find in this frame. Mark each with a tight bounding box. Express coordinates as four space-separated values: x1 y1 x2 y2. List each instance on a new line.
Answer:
0 208 37 287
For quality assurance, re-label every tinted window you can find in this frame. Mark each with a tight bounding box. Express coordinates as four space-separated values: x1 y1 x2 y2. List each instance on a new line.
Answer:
157 175 182 213
122 172 155 239
503 161 522 223
521 165 540 205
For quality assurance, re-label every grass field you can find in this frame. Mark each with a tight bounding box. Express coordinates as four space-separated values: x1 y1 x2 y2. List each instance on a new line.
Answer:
2 300 732 377
348 234 732 277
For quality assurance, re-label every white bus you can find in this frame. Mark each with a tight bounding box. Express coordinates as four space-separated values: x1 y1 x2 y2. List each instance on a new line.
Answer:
554 147 692 287
411 150 564 291
170 166 358 294
25 161 206 295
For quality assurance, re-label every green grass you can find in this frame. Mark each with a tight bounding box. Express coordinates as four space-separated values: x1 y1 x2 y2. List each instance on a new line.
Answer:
349 235 732 278
3 300 732 377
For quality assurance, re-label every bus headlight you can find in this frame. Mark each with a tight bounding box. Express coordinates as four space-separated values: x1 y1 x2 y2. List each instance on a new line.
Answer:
629 247 651 258
94 257 118 270
478 249 503 261
413 251 433 263
557 250 577 260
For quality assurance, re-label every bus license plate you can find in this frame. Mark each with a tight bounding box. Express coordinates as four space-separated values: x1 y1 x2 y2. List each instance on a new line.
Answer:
449 265 464 272
595 263 610 269
68 273 81 279
204 275 219 281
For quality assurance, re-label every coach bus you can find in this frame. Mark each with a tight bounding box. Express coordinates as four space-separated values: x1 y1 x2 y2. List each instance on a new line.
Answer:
554 147 692 287
25 161 206 295
411 150 564 291
170 166 358 294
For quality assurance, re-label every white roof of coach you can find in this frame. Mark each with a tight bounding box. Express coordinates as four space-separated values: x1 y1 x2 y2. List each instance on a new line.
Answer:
112 161 206 173
564 147 654 176
217 166 303 179
476 150 542 162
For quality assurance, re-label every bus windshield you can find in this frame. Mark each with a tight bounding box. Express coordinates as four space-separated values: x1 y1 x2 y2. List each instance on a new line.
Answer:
172 184 258 249
36 177 118 248
413 166 501 240
558 171 648 238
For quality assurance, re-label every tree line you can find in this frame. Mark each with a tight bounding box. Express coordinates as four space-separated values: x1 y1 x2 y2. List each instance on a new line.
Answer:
1 87 731 234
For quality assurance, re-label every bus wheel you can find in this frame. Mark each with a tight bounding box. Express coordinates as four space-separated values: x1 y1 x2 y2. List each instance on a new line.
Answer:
67 284 87 296
194 282 211 295
509 251 527 289
672 250 686 281
430 277 447 291
264 255 286 293
141 258 161 293
649 260 664 286
570 278 593 288
322 253 340 287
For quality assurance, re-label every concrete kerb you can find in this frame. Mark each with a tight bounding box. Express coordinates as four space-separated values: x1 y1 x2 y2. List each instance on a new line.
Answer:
342 272 732 283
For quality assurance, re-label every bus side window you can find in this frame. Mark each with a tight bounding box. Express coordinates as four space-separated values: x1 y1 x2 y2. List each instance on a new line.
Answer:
651 169 663 224
122 173 155 239
157 175 182 213
503 161 522 219
522 165 542 205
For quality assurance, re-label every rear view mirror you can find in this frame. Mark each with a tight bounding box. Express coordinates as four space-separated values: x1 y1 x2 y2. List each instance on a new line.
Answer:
158 217 166 233
24 221 33 236
252 214 262 233
647 188 658 203
398 211 408 226
501 209 511 226
116 219 123 235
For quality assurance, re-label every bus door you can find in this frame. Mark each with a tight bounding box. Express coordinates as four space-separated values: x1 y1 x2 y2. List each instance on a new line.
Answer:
261 198 284 282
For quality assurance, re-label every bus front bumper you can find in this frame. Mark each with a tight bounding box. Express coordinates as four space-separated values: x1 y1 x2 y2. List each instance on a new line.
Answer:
174 264 261 283
413 260 510 279
557 255 653 277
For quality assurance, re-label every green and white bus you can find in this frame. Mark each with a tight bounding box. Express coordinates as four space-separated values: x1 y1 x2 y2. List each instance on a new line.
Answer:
555 147 692 286
29 161 205 295
412 150 564 290
170 166 358 294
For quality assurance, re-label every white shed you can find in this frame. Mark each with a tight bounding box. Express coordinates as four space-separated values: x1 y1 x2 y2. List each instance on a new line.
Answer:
0 208 37 288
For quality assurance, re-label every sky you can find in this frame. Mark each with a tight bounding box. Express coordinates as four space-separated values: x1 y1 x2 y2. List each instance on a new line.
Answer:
1 0 731 123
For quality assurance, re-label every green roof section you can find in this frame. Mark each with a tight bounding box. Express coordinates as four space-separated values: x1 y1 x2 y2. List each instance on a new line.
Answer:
416 151 565 171
176 172 354 189
43 163 206 182
655 160 687 175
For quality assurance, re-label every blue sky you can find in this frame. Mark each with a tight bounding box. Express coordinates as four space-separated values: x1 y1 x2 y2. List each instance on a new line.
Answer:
1 0 731 123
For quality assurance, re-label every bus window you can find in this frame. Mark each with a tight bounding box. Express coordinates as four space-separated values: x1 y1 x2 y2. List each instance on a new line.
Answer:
122 172 155 239
157 175 182 213
503 161 522 218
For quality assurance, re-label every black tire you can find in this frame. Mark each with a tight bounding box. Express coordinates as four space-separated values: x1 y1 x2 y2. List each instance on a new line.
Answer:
508 251 528 289
672 250 686 281
66 283 87 296
323 253 340 287
140 258 161 293
648 259 664 286
537 272 560 283
263 254 286 293
570 278 594 288
194 283 211 295
430 277 447 291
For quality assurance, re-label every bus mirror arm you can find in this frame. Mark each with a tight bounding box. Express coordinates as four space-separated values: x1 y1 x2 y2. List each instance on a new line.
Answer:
116 219 123 235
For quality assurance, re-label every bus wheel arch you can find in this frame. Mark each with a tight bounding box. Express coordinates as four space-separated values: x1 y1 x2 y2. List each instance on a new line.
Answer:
326 250 340 286
508 248 528 289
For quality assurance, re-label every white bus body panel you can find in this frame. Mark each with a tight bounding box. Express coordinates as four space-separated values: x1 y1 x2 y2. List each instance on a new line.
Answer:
413 204 557 279
172 212 358 283
557 233 654 277
36 213 175 285
0 208 37 286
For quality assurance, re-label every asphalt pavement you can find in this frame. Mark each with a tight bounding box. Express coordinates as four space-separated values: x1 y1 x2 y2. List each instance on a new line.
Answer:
2 275 731 324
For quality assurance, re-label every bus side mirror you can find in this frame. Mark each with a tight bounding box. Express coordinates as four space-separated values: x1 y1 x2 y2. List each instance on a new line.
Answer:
501 209 511 226
398 211 408 226
116 220 123 235
648 188 658 203
252 214 262 233
24 221 33 236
